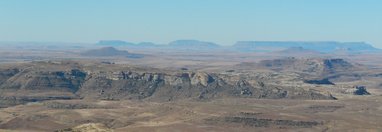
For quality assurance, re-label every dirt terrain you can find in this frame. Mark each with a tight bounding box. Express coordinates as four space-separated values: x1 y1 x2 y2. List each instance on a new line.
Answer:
0 96 381 132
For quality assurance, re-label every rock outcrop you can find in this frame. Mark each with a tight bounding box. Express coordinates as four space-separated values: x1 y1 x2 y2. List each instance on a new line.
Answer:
304 78 335 85
353 86 371 95
56 123 112 132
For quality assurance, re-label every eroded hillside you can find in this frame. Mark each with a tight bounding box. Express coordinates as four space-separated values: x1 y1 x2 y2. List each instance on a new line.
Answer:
0 60 345 108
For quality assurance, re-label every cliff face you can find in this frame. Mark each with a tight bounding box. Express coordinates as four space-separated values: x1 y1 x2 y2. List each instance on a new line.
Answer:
77 70 335 101
0 62 336 107
0 69 86 92
322 59 354 74
0 68 20 85
0 67 87 107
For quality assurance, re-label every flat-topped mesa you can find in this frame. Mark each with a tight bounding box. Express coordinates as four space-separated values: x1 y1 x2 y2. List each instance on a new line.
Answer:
81 47 129 56
168 40 221 50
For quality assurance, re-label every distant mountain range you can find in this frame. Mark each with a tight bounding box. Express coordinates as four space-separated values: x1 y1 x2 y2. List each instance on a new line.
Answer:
1 40 379 53
233 41 379 53
96 40 220 50
71 40 382 53
95 40 380 53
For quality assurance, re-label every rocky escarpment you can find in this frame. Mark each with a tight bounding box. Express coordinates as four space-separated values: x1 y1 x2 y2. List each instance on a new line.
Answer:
322 59 354 74
0 69 86 92
77 70 335 101
0 68 20 85
0 62 336 107
0 67 86 107
78 71 224 101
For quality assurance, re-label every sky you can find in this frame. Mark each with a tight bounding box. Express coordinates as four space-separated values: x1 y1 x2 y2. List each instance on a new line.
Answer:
0 0 381 47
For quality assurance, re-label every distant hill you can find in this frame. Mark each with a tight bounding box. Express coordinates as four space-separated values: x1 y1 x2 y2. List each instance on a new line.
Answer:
95 40 221 50
168 40 220 49
274 47 322 56
96 40 135 47
81 47 130 57
96 40 161 48
233 41 379 53
137 42 157 47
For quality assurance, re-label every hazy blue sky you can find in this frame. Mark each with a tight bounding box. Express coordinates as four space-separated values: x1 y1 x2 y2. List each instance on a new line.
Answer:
0 0 381 47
